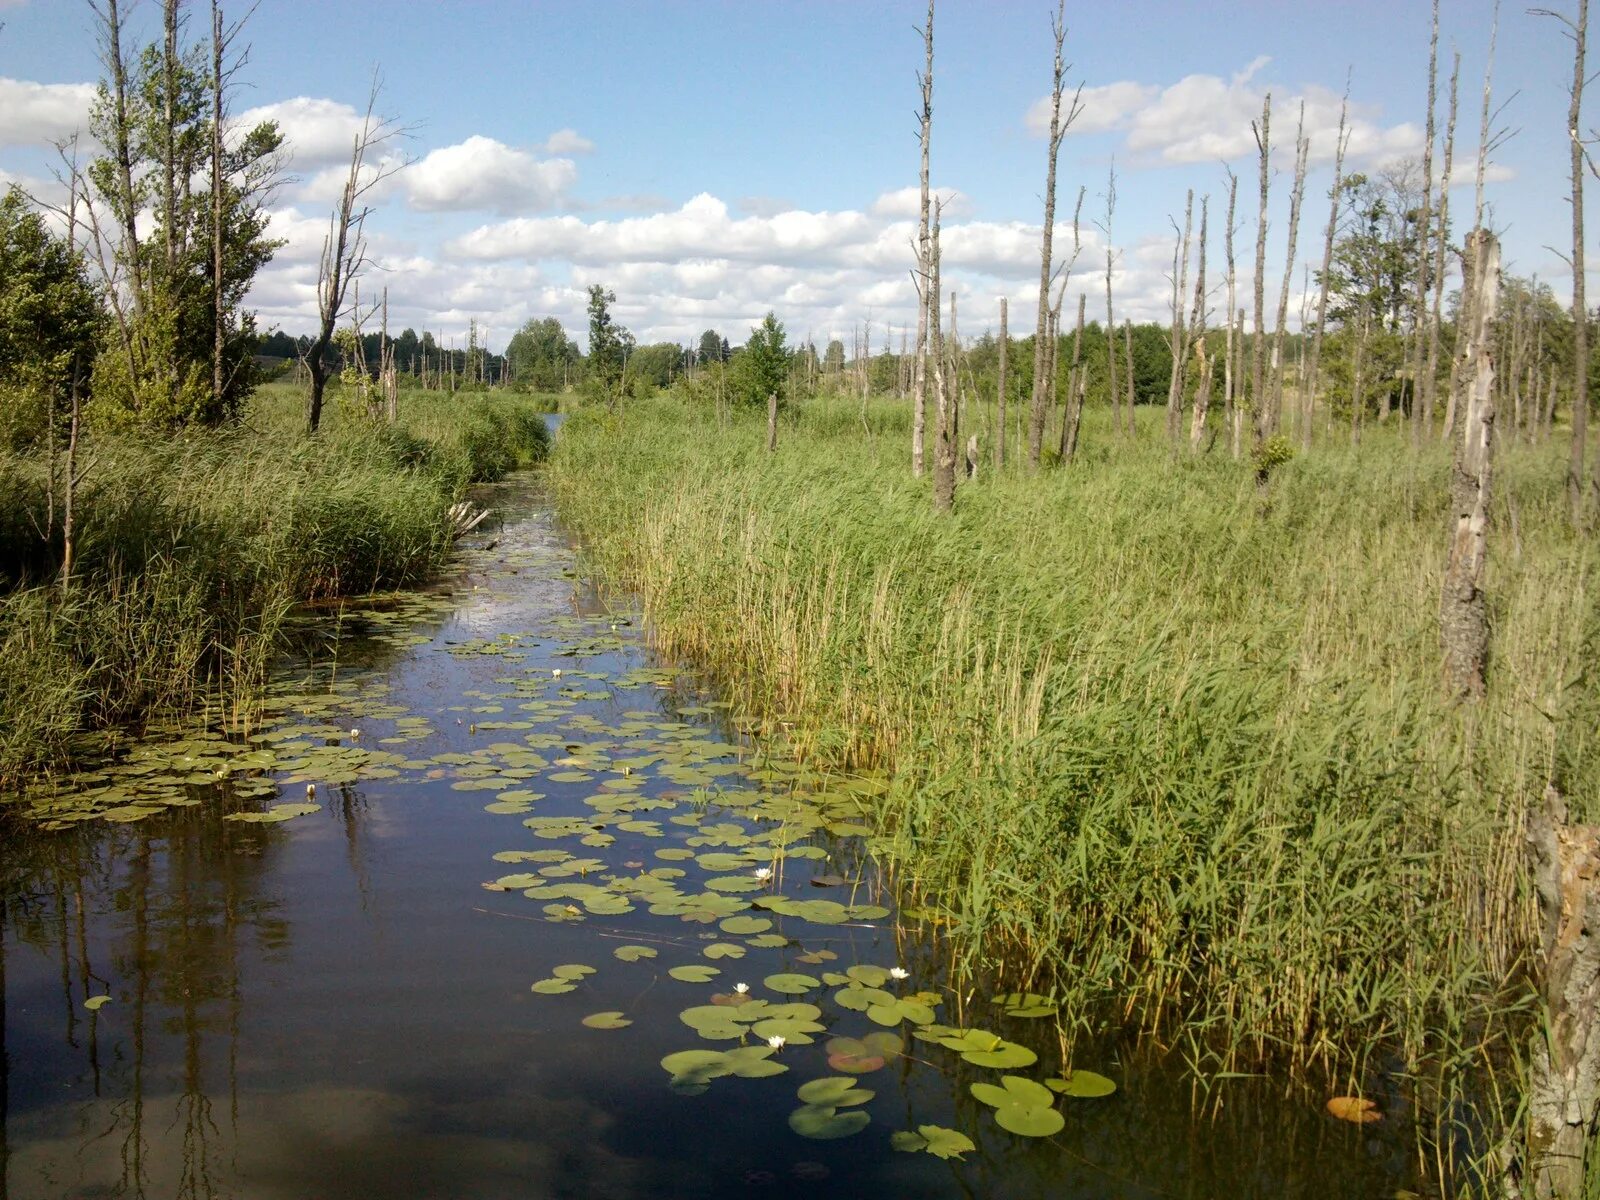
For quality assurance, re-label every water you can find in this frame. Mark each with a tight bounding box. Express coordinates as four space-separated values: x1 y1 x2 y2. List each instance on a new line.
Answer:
0 451 1426 1200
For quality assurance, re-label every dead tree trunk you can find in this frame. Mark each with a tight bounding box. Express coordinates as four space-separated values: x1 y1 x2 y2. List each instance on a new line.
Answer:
1306 90 1350 450
1188 198 1212 451
1428 54 1462 438
1222 169 1239 457
1268 107 1308 436
1526 787 1600 1200
1102 163 1122 437
767 391 778 453
1408 0 1441 440
912 0 934 478
1440 229 1500 698
1250 94 1272 455
1027 1 1074 470
995 296 1009 469
1062 293 1087 462
931 203 956 512
1165 191 1193 445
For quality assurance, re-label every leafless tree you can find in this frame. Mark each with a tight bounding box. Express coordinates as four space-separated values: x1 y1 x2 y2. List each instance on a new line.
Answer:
1222 168 1240 456
1100 163 1123 436
1305 87 1350 450
1407 1 1441 441
1188 198 1213 451
1426 53 1462 437
930 201 956 512
305 81 407 433
912 0 934 477
1250 94 1272 454
1026 0 1083 469
1165 190 1194 444
1268 106 1309 436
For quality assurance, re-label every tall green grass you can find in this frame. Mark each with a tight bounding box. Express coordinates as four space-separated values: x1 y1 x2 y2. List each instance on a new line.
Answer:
0 384 550 784
548 395 1595 1098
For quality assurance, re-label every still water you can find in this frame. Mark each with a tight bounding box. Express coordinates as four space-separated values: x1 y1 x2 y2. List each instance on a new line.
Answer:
0 448 1422 1199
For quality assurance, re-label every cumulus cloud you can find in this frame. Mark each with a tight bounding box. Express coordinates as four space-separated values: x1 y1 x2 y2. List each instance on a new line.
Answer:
541 128 593 155
237 96 377 168
870 186 969 219
0 77 96 147
1031 59 1421 168
401 135 576 214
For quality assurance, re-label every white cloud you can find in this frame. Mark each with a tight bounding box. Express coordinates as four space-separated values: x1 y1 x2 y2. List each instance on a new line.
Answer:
541 128 594 155
870 185 969 219
237 97 377 169
1030 59 1421 169
401 135 576 215
0 77 96 147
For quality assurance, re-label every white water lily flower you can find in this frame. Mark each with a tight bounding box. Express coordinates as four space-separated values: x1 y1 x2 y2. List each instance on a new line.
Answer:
348 728 361 739
766 1034 786 1050
734 982 750 994
306 783 316 799
753 866 774 882
551 668 562 677
889 967 910 981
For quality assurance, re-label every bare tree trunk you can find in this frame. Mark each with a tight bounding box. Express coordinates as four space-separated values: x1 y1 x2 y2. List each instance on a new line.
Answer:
1223 170 1239 457
1063 293 1087 462
995 297 1009 469
1526 787 1600 1200
1165 191 1193 444
912 0 934 478
1250 94 1272 454
1028 1 1074 470
1440 229 1499 698
1428 54 1462 437
1408 0 1441 441
1102 163 1122 437
766 391 778 453
1123 318 1137 435
1306 90 1350 451
931 204 956 512
210 0 227 414
1188 198 1212 451
1352 308 1371 446
1269 106 1309 436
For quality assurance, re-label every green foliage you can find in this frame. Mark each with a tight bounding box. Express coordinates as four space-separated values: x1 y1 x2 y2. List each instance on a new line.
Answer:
506 317 579 391
85 16 283 428
695 328 727 365
1251 433 1295 480
586 286 630 403
730 312 788 407
0 189 102 450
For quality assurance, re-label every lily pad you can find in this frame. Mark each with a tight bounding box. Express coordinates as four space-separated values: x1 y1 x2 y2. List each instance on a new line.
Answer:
764 973 821 995
582 1011 632 1029
796 1077 875 1107
613 945 658 962
992 991 1060 1019
787 1104 870 1140
890 1125 976 1161
83 995 112 1011
970 1076 1064 1138
1048 1070 1117 1099
668 964 720 983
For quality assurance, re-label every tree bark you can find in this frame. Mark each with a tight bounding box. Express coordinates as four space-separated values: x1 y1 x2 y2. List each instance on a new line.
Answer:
1306 91 1349 451
1440 229 1499 699
1428 54 1462 438
211 0 226 414
1165 191 1193 444
766 391 778 453
1103 163 1122 437
1223 170 1239 457
1027 2 1070 470
912 0 934 478
1526 786 1600 1199
931 205 956 512
1188 198 1212 451
1408 0 1441 441
1268 107 1309 436
1250 94 1272 454
995 296 1008 469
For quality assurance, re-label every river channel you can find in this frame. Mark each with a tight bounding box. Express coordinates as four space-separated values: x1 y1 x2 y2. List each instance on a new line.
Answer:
0 431 1425 1199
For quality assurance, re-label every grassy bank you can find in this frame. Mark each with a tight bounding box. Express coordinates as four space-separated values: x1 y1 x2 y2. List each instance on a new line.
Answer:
0 386 549 785
549 395 1596 1092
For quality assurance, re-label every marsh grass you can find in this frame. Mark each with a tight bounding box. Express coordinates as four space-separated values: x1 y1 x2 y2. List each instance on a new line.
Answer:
0 384 550 784
548 395 1595 1109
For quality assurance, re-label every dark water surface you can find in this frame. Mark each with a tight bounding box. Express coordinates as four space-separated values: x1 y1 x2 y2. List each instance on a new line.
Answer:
0 452 1424 1199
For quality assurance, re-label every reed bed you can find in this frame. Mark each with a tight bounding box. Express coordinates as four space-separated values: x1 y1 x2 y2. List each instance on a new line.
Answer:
549 395 1596 1089
0 386 550 784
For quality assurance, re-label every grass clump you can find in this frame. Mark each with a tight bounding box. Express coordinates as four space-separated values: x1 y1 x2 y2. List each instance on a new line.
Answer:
547 396 1595 1093
0 386 551 785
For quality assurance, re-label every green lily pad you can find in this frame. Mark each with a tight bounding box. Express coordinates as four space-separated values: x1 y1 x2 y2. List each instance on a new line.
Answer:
796 1077 875 1107
890 1124 975 1160
992 991 1060 1018
970 1075 1064 1138
668 964 720 983
718 915 772 935
83 995 112 1011
865 997 936 1027
582 1011 632 1029
551 963 597 980
703 943 746 960
530 979 575 995
764 973 821 995
787 1104 870 1140
613 945 658 962
1047 1070 1117 1098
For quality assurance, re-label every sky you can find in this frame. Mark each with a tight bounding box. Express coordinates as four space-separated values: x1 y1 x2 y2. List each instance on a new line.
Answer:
0 0 1578 353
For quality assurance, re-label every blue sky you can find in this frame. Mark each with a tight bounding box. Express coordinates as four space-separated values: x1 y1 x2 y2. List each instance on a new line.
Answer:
0 0 1574 352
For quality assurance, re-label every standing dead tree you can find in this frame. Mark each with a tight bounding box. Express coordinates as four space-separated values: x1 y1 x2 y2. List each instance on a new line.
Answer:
1427 54 1462 439
1268 106 1309 438
305 83 406 434
1249 94 1273 457
1407 0 1441 441
1440 229 1500 698
1026 0 1082 469
911 0 934 477
1188 198 1213 451
1305 87 1349 450
930 201 957 512
1534 1 1590 524
1164 191 1194 445
1101 163 1124 437
1222 168 1241 456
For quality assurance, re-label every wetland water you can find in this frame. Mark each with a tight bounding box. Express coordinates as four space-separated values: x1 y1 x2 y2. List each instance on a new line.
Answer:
0 441 1424 1199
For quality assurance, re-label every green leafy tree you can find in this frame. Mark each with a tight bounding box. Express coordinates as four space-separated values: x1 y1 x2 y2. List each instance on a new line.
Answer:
84 0 283 429
507 316 579 391
731 312 789 407
0 189 102 449
823 338 846 375
586 285 630 405
696 328 725 365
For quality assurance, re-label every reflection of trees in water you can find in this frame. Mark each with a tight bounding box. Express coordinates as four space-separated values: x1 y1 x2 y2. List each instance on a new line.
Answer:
0 803 297 1200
